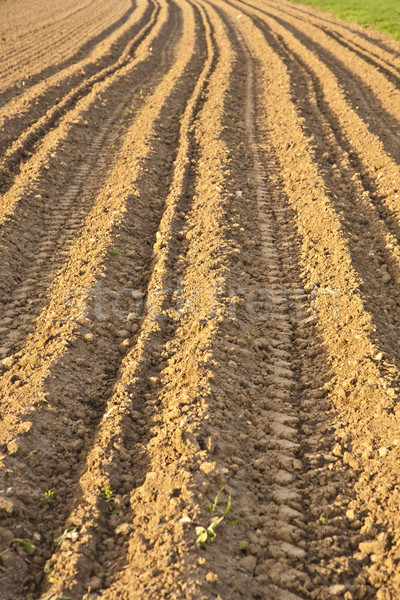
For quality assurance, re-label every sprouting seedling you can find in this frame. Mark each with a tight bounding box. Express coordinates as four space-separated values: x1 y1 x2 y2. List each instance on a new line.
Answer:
319 515 330 526
102 485 116 512
206 486 224 513
10 538 36 554
196 488 233 546
110 245 121 256
88 390 97 404
39 490 54 509
0 548 9 572
1 36 5 42
54 526 78 546
44 561 52 574
41 594 73 600
247 328 259 345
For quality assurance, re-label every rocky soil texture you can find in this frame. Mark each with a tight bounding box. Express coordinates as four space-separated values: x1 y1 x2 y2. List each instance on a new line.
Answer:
1 0 400 598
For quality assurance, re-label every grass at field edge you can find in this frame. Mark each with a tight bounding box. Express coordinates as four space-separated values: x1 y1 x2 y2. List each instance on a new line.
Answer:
289 0 400 40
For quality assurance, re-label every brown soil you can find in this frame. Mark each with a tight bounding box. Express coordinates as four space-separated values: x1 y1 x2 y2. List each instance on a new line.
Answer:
1 0 400 598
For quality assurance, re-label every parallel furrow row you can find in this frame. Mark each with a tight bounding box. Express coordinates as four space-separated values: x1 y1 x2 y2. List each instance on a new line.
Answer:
243 0 400 169
229 0 400 596
0 0 178 361
0 0 157 193
283 0 400 62
3 0 400 598
0 0 133 97
35 1 223 596
278 0 400 75
0 0 213 596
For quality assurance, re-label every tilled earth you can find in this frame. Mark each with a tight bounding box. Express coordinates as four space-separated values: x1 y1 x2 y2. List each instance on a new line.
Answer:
1 0 400 598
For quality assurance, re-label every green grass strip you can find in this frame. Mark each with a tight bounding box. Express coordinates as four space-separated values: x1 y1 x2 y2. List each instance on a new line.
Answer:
289 0 400 40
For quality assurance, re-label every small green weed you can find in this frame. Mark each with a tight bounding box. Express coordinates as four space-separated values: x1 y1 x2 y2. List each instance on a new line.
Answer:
319 515 330 526
0 548 9 572
102 484 117 512
54 526 78 546
88 390 97 404
39 490 55 509
196 488 235 546
44 561 52 574
110 245 121 256
247 328 259 345
10 538 36 554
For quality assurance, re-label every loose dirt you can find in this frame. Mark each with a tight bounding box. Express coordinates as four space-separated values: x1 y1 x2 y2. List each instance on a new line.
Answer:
1 0 400 598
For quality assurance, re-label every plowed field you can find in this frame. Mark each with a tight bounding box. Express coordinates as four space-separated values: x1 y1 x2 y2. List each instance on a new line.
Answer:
1 0 400 598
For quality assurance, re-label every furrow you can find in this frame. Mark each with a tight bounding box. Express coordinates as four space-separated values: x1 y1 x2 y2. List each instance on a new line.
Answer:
281 5 400 82
0 0 156 192
28 1 222 596
198 9 310 594
241 0 400 170
218 0 400 596
319 27 400 84
0 0 178 359
0 1 167 225
228 0 400 280
241 42 307 600
0 0 150 139
3 0 400 597
282 0 400 62
0 0 180 388
0 0 212 596
0 0 93 67
252 13 400 379
191 1 351 597
0 0 133 97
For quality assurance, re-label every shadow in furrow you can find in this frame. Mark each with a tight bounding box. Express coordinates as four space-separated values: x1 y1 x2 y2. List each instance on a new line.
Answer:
273 4 400 78
0 1 136 109
0 0 159 190
0 5 213 596
0 1 179 362
255 14 400 382
212 4 375 595
240 1 400 168
281 0 400 59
